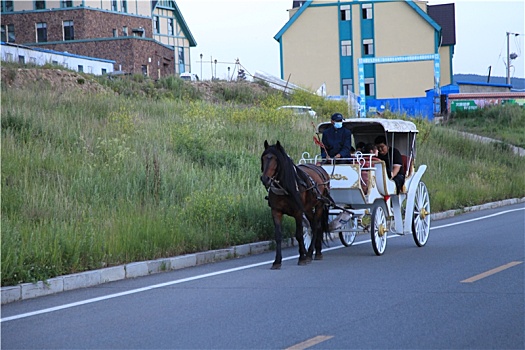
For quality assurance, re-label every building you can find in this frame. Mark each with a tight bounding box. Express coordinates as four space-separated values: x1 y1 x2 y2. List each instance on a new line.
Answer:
1 41 115 74
274 0 455 117
0 0 196 79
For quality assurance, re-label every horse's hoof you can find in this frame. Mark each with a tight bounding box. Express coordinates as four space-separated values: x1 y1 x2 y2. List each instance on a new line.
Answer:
314 254 323 260
271 264 282 270
298 258 311 266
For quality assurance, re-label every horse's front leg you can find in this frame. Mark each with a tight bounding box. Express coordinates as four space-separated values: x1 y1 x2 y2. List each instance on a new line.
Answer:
271 210 283 270
294 215 310 265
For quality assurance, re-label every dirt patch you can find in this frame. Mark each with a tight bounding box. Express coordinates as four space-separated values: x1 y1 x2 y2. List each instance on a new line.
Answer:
1 68 113 94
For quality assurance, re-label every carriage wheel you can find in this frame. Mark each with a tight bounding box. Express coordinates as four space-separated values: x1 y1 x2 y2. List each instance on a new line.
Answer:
371 203 387 256
412 181 431 247
339 218 357 247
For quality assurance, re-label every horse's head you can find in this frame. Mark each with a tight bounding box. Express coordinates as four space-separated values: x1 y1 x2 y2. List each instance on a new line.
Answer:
260 140 282 189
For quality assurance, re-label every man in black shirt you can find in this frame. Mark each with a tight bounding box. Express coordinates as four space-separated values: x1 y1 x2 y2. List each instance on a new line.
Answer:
374 135 405 194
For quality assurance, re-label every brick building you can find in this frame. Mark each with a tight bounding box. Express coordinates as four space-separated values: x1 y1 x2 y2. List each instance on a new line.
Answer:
0 0 197 79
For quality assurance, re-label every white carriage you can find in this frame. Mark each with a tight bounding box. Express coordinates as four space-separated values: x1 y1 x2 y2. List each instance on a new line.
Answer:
299 118 431 255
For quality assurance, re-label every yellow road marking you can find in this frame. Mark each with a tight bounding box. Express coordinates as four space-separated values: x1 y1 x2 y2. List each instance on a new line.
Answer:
285 335 334 350
461 261 523 283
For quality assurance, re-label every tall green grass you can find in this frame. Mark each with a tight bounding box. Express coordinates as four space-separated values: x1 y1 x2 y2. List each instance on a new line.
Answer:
2 77 524 286
445 104 525 148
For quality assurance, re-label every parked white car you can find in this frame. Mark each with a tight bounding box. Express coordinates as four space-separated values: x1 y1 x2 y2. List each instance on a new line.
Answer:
277 105 317 118
180 72 199 81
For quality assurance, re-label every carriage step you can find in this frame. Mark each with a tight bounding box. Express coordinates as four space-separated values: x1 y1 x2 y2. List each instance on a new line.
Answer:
329 211 352 231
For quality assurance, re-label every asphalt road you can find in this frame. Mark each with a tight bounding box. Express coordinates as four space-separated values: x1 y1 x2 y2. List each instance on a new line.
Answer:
2 203 524 349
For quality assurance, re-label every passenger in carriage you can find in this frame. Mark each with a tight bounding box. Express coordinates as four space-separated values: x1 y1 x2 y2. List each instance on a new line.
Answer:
362 143 379 158
355 142 366 153
374 135 405 194
320 113 353 162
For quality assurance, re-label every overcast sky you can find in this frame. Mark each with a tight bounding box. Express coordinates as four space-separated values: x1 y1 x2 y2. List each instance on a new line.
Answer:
176 0 524 83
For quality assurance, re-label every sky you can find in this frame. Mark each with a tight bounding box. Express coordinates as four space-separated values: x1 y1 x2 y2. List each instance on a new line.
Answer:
176 0 524 82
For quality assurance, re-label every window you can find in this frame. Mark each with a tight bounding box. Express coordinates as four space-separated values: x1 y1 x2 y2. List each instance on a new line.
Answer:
178 47 184 64
121 0 127 13
111 0 117 11
78 65 83 72
19 55 25 64
63 20 74 40
364 78 375 96
1 24 15 42
1 25 6 42
101 68 107 75
113 28 118 37
52 60 58 65
362 4 373 19
122 26 128 36
5 53 13 61
141 65 148 76
342 79 353 95
340 5 350 21
341 40 352 56
132 28 144 37
61 0 72 7
34 0 45 10
363 39 374 55
36 22 47 42
1 1 14 12
153 16 160 34
168 18 174 35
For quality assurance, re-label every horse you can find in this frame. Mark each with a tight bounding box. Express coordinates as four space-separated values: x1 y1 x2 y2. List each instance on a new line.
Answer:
260 140 332 269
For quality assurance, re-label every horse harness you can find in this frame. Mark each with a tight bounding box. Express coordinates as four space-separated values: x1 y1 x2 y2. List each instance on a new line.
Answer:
266 163 331 206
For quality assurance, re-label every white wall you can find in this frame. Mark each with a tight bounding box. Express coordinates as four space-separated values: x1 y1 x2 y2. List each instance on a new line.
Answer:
1 44 114 75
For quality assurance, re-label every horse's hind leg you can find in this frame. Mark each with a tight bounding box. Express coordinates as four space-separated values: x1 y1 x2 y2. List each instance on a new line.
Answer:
294 215 309 265
314 206 327 260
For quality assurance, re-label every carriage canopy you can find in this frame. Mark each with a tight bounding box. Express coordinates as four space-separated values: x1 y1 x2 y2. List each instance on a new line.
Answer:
316 118 419 134
316 118 419 159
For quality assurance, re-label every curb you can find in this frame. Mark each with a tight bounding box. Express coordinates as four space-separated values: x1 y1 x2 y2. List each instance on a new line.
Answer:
2 197 524 305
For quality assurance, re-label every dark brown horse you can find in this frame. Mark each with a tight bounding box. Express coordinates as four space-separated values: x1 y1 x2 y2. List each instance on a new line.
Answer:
260 140 332 269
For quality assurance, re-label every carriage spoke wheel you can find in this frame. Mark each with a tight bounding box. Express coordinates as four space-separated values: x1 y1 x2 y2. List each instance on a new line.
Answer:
339 218 357 247
371 204 387 256
412 181 431 247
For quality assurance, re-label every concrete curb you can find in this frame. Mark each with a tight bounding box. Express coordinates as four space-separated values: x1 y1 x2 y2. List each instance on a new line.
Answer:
2 198 524 305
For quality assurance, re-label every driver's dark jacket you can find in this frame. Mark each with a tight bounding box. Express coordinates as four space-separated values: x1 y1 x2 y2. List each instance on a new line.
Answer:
321 126 353 158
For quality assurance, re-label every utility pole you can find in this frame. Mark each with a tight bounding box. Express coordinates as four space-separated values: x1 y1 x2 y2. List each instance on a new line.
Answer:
506 32 520 86
200 53 203 80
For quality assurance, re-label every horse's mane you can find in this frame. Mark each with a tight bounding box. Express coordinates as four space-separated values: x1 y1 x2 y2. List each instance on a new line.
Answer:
263 142 304 211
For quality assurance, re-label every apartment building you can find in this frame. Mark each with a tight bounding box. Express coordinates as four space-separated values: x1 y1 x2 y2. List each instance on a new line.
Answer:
275 0 455 99
0 0 196 79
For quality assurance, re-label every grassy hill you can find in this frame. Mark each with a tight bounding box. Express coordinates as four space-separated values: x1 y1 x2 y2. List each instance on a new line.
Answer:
2 65 524 286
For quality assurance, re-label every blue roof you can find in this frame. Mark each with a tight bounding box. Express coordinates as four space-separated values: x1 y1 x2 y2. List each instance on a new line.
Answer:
456 81 512 88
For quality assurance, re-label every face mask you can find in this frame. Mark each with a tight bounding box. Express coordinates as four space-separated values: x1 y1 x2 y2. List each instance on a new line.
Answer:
334 122 343 129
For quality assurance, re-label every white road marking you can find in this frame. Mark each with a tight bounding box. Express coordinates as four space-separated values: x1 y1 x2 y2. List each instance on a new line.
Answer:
2 207 524 323
461 261 523 283
285 335 334 350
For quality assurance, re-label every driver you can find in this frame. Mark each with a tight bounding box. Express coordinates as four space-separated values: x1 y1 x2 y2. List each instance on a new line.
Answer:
320 113 353 162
